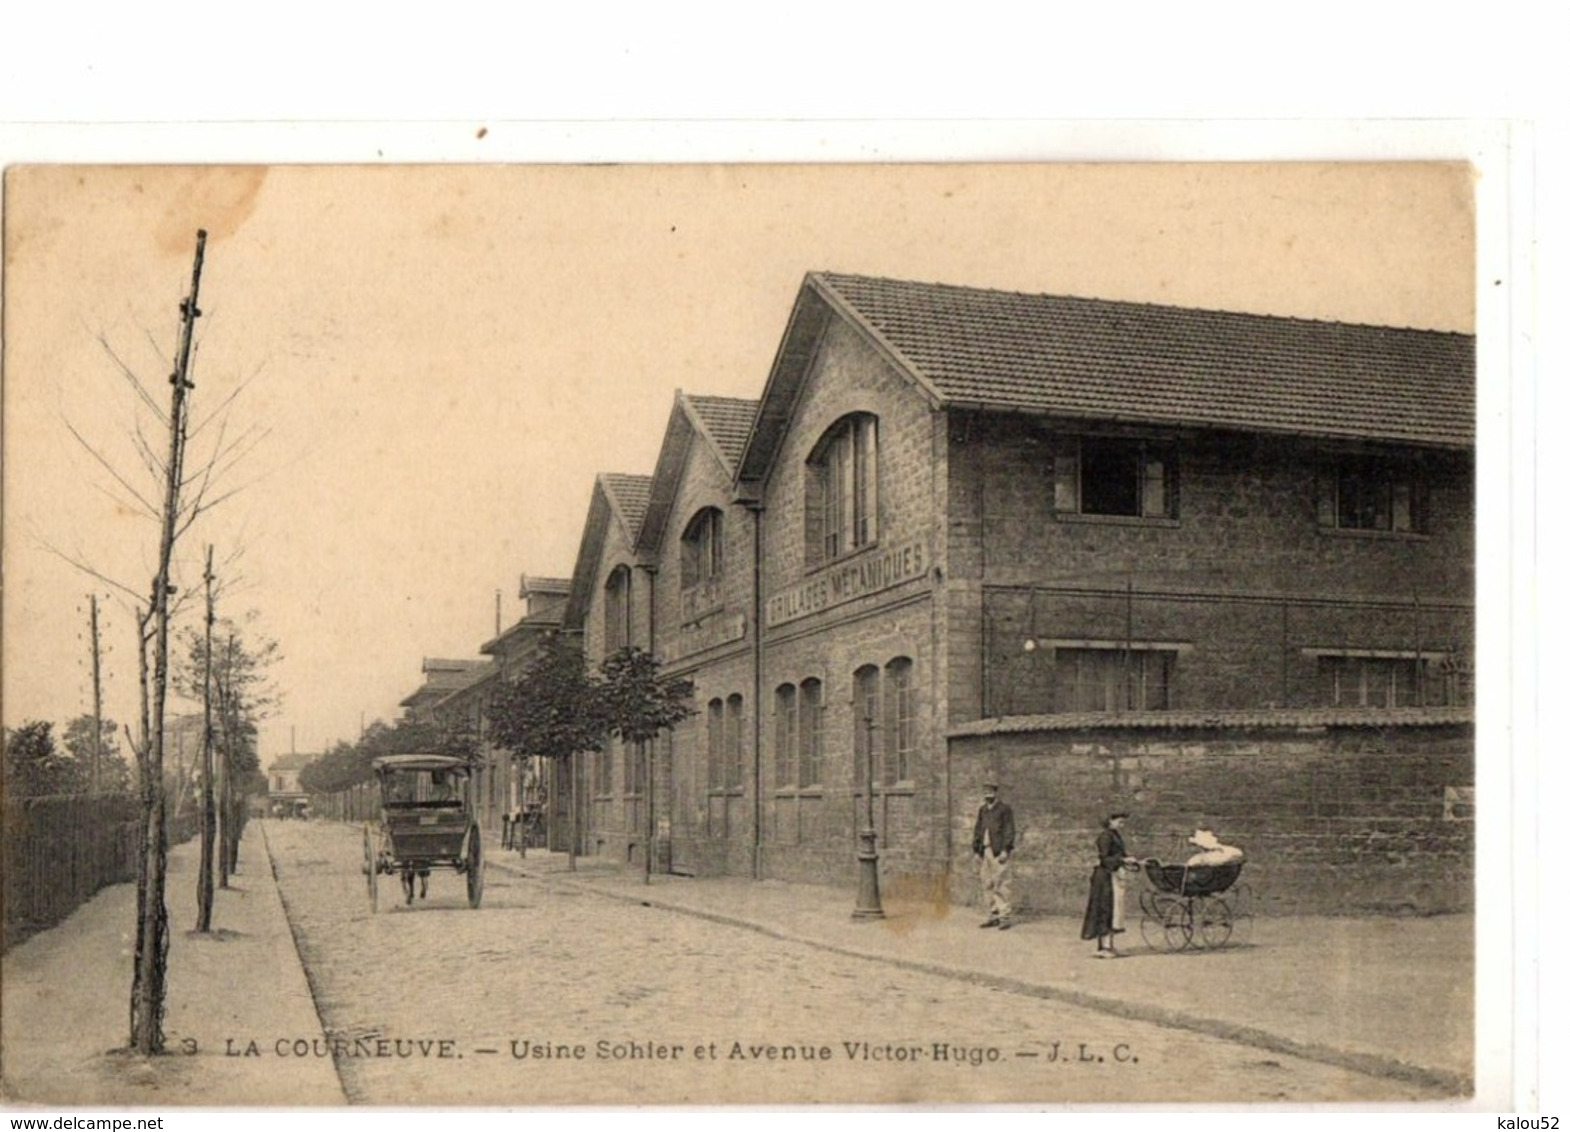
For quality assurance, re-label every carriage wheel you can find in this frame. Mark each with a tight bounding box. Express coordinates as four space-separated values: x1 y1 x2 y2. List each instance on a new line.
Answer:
1196 895 1233 948
1162 897 1194 950
1139 908 1166 951
363 826 379 914
466 824 485 909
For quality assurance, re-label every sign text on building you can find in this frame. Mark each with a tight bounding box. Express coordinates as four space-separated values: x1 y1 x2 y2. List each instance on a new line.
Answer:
765 537 929 628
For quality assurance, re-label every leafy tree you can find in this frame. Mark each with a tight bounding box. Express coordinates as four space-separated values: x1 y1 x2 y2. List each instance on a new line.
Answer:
62 714 133 795
599 646 694 881
599 646 695 747
298 718 478 796
3 720 76 797
174 615 280 889
486 632 608 868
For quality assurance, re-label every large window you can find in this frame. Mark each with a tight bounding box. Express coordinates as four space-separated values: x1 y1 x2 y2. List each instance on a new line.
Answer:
799 678 824 788
604 564 633 652
1054 647 1173 712
807 414 879 566
883 657 915 785
1318 655 1420 708
1320 458 1427 534
1055 437 1177 520
680 508 725 618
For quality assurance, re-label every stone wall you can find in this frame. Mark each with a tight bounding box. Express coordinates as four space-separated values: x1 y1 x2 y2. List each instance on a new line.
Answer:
949 721 1474 916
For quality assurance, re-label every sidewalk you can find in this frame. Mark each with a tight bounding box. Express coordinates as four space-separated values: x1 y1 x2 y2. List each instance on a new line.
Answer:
1 822 345 1108
488 840 1474 1096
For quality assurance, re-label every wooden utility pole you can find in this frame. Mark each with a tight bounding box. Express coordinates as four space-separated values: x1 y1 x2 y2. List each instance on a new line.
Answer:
130 228 205 1056
89 594 104 794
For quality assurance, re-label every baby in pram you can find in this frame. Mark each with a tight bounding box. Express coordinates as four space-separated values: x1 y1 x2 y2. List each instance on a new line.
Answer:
1185 828 1244 867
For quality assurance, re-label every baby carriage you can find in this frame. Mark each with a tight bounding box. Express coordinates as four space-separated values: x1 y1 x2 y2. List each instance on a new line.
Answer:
1138 858 1252 951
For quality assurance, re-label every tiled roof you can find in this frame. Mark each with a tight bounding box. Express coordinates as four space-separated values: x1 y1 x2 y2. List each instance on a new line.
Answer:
601 472 652 534
949 706 1473 738
815 273 1474 450
399 659 494 706
686 395 758 471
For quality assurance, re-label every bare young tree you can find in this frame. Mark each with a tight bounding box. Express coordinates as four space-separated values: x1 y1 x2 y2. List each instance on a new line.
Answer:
41 230 269 1056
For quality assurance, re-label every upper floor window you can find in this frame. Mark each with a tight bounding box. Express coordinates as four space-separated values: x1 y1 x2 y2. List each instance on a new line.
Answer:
604 564 633 652
1318 655 1419 708
1055 437 1177 520
1054 647 1173 712
681 508 725 590
1319 458 1428 534
807 414 879 566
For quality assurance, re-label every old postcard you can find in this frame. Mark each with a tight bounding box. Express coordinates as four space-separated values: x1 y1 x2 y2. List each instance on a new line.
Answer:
2 159 1502 1110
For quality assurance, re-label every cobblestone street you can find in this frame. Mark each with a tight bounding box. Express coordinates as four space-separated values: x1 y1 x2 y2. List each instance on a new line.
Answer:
258 822 1439 1105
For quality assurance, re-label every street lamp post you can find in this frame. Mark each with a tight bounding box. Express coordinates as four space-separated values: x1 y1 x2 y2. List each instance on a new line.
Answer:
853 723 885 921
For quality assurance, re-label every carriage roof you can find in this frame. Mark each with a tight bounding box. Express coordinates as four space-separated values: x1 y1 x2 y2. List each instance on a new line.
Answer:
371 754 471 774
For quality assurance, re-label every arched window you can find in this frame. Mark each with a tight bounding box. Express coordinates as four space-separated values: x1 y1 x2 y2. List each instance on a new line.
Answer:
774 683 797 789
799 678 824 788
725 694 745 790
883 657 915 784
604 564 633 653
852 664 881 790
706 697 725 791
806 414 878 566
681 508 725 588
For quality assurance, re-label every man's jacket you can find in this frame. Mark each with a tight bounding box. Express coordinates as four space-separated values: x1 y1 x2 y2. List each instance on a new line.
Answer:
972 802 1016 857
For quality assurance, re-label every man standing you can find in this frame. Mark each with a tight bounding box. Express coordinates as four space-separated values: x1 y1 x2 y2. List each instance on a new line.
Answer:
972 780 1016 929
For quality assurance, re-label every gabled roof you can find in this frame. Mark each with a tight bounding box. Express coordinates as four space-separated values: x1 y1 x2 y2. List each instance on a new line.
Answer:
636 391 760 556
518 574 570 600
601 473 652 534
562 472 653 630
398 658 493 708
686 394 758 469
738 272 1474 488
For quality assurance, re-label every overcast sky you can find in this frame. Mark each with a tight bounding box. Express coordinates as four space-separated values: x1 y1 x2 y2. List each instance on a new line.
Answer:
3 161 1475 764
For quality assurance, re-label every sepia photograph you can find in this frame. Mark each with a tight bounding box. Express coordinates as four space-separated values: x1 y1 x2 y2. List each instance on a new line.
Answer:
1 157 1500 1111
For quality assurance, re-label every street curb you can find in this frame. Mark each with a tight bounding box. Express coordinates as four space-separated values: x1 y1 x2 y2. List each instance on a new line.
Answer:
260 821 352 1105
491 854 1470 1098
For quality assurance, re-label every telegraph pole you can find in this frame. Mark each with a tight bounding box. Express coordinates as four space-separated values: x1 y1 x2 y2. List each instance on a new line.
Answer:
89 594 104 794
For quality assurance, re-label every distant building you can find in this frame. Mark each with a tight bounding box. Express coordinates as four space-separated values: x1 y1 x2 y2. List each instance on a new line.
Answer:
265 751 315 817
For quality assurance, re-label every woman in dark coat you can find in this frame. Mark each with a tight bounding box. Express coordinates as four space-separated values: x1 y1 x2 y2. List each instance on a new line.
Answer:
1081 812 1135 957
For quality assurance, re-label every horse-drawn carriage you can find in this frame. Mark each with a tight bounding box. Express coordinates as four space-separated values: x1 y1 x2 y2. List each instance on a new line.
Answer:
362 755 485 912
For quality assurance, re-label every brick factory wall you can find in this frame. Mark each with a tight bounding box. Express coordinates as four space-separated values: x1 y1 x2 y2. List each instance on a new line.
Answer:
949 723 1474 917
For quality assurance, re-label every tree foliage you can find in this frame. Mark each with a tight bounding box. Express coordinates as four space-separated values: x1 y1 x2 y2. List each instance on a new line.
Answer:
297 717 478 795
62 714 134 795
599 646 694 745
3 721 70 797
2 717 136 797
485 632 609 763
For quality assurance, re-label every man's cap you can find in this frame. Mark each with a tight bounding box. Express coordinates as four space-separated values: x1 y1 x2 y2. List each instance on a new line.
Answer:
982 780 998 789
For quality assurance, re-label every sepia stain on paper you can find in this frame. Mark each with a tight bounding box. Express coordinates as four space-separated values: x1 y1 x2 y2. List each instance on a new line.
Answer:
154 167 267 254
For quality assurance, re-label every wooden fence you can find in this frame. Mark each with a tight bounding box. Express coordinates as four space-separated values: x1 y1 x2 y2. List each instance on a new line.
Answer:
3 794 198 951
309 780 379 824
